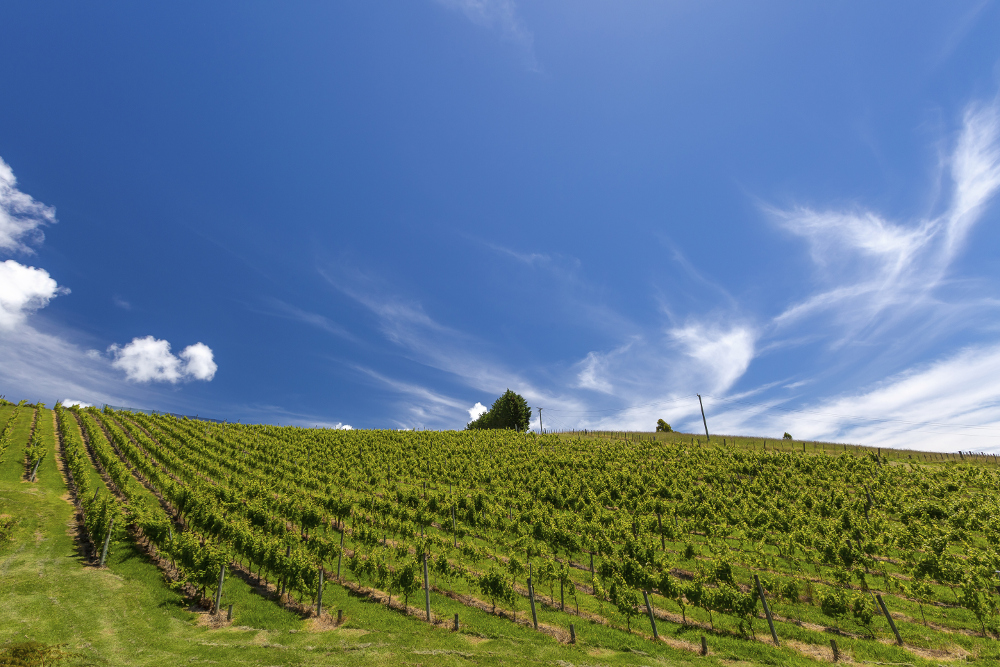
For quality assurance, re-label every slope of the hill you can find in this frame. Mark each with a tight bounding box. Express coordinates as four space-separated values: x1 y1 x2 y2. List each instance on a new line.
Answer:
1 400 998 666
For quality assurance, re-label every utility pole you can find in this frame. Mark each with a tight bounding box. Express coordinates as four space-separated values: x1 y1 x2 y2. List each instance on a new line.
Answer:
697 394 710 442
538 407 543 434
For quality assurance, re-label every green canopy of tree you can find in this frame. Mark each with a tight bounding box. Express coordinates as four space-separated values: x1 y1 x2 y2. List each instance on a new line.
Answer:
466 390 532 432
656 419 672 433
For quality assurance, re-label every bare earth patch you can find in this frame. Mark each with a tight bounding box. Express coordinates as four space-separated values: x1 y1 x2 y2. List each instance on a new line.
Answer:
304 616 371 634
786 638 841 663
905 643 970 662
194 611 233 629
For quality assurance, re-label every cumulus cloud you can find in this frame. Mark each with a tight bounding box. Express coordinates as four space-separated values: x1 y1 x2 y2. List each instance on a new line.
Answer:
108 336 217 383
0 260 69 330
61 399 92 408
468 401 488 421
179 342 218 381
0 156 56 254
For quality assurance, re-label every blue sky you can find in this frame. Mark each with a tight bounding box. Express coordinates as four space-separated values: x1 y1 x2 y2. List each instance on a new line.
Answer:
2 1 1000 451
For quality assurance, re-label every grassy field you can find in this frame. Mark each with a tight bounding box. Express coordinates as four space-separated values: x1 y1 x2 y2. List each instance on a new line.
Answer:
2 407 997 666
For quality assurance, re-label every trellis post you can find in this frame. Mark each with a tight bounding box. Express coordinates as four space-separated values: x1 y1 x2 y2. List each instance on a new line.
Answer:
754 575 779 646
643 590 659 639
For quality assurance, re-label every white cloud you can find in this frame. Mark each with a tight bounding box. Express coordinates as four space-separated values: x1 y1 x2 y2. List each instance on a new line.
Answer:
316 97 999 445
772 99 1000 339
707 344 1000 453
468 401 488 421
108 336 217 383
0 156 56 255
255 298 357 342
61 399 92 408
0 260 69 330
670 323 757 395
576 351 614 393
179 342 218 381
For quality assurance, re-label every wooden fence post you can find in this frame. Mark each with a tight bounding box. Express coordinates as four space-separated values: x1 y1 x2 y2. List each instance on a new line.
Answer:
657 513 665 550
569 623 576 644
700 636 707 655
830 639 839 662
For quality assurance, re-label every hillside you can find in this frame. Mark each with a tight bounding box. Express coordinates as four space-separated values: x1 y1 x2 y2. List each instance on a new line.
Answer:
1 400 998 666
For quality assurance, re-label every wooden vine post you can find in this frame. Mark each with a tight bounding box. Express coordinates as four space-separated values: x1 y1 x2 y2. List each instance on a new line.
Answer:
643 590 659 639
213 563 226 613
316 569 324 617
337 531 344 580
753 575 779 646
527 562 538 630
99 518 115 567
875 593 903 645
280 545 290 596
423 553 431 622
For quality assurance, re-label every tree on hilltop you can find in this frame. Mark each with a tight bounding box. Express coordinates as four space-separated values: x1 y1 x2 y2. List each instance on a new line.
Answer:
466 390 532 431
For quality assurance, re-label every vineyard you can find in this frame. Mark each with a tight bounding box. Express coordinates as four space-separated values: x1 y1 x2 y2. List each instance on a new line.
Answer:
1 398 999 666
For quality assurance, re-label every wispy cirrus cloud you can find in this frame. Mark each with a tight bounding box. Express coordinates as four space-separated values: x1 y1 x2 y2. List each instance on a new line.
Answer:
305 97 1000 447
256 297 358 342
704 343 1000 452
770 99 1000 341
433 0 539 70
325 258 758 431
